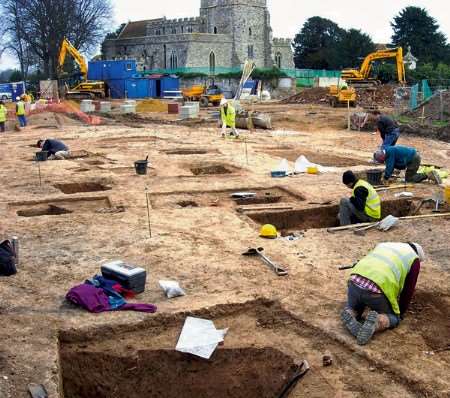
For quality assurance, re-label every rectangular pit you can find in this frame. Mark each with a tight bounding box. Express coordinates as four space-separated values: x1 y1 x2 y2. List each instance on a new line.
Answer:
11 196 112 217
245 199 413 233
58 300 419 398
150 187 305 209
54 182 112 194
164 148 219 155
260 147 368 167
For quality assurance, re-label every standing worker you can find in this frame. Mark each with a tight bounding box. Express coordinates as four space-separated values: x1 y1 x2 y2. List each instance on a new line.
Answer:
373 111 400 149
16 96 27 127
374 146 442 184
341 242 424 345
220 98 239 138
0 101 7 133
338 170 381 226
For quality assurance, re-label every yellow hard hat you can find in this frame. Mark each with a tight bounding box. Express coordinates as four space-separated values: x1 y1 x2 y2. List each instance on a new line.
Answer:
259 224 278 239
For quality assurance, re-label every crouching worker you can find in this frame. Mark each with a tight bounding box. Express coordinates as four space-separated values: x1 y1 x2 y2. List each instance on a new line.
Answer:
220 98 239 138
37 138 70 160
374 146 442 184
338 170 381 226
341 242 424 345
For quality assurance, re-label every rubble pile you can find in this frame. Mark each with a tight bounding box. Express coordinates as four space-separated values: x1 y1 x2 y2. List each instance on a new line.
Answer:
280 87 329 104
356 84 397 108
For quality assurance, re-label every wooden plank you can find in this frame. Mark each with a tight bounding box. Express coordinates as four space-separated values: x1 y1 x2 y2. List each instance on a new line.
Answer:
327 212 450 233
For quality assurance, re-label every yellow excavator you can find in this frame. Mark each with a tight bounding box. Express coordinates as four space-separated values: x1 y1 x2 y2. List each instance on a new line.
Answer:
57 38 105 100
341 47 406 87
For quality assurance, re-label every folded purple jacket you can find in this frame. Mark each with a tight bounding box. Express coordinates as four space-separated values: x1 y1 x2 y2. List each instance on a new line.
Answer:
66 283 157 313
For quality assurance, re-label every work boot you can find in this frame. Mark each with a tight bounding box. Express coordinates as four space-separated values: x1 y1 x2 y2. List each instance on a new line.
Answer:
428 170 442 185
341 309 362 338
357 311 378 345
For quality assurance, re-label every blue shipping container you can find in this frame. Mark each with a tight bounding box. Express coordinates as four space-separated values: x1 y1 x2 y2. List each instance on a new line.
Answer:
105 79 126 99
161 77 179 97
0 81 26 100
88 60 137 81
125 79 149 99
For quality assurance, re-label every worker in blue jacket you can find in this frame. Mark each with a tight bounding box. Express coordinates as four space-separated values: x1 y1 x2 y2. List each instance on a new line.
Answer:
374 146 441 184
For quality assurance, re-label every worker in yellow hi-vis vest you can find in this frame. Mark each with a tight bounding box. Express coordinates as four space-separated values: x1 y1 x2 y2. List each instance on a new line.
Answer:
341 242 424 345
16 96 27 127
220 98 239 138
338 170 381 226
0 100 7 133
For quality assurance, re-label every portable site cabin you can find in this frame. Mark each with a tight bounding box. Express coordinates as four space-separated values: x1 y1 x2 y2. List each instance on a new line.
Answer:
87 60 179 99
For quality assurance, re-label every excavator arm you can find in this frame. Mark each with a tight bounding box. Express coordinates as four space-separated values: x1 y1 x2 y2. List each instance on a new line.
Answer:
58 38 88 81
342 47 406 85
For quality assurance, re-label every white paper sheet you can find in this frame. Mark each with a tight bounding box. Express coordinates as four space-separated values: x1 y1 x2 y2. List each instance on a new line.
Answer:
176 317 228 359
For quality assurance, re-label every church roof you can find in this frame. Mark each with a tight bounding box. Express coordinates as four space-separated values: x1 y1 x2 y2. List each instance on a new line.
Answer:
118 20 151 39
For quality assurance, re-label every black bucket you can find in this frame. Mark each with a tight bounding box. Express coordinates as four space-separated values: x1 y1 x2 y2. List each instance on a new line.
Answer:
35 151 48 162
366 169 382 186
134 160 148 175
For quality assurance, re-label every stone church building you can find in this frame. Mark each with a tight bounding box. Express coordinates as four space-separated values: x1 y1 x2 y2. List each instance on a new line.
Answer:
102 0 294 72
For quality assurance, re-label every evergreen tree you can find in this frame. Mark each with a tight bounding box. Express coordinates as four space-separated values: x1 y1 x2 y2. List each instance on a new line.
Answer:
336 29 376 69
391 6 450 65
293 17 345 69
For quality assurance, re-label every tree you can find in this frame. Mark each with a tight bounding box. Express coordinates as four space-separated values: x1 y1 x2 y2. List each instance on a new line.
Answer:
9 69 23 82
293 17 345 69
336 29 376 69
0 0 113 79
105 23 126 40
391 7 450 65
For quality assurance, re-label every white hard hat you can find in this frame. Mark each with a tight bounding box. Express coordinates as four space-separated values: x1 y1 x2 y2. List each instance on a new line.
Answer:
16 97 20 101
410 242 425 261
220 98 228 106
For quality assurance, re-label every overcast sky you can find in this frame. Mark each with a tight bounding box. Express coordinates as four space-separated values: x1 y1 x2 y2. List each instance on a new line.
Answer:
1 0 449 70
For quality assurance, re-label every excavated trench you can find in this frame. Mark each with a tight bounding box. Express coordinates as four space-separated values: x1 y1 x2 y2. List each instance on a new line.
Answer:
260 148 368 167
54 182 112 194
164 148 217 155
246 199 413 233
60 347 298 398
13 197 112 217
190 164 234 176
57 300 429 398
17 205 73 217
150 187 304 209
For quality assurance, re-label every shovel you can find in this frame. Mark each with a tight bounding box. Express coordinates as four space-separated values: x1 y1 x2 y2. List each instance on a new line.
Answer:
242 247 288 276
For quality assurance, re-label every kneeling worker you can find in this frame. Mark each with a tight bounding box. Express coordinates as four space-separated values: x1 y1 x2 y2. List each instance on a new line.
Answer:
374 145 441 184
37 138 70 160
341 242 424 345
220 98 239 138
339 170 381 226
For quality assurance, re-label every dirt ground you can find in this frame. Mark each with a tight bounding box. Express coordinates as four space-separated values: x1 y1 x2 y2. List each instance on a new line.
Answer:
0 102 449 398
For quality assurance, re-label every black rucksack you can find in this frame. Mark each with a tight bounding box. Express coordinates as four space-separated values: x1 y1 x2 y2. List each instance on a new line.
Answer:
0 240 17 276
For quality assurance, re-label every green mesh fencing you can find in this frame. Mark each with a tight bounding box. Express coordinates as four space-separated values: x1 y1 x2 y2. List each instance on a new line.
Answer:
422 80 433 101
141 67 341 87
410 83 419 110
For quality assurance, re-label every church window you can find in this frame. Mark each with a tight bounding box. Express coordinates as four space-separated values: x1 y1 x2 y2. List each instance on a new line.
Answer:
209 51 216 74
187 26 193 33
214 27 218 34
170 52 178 69
248 45 254 59
249 27 252 36
181 26 184 33
275 52 282 68
163 45 167 68
156 29 161 36
172 28 176 34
